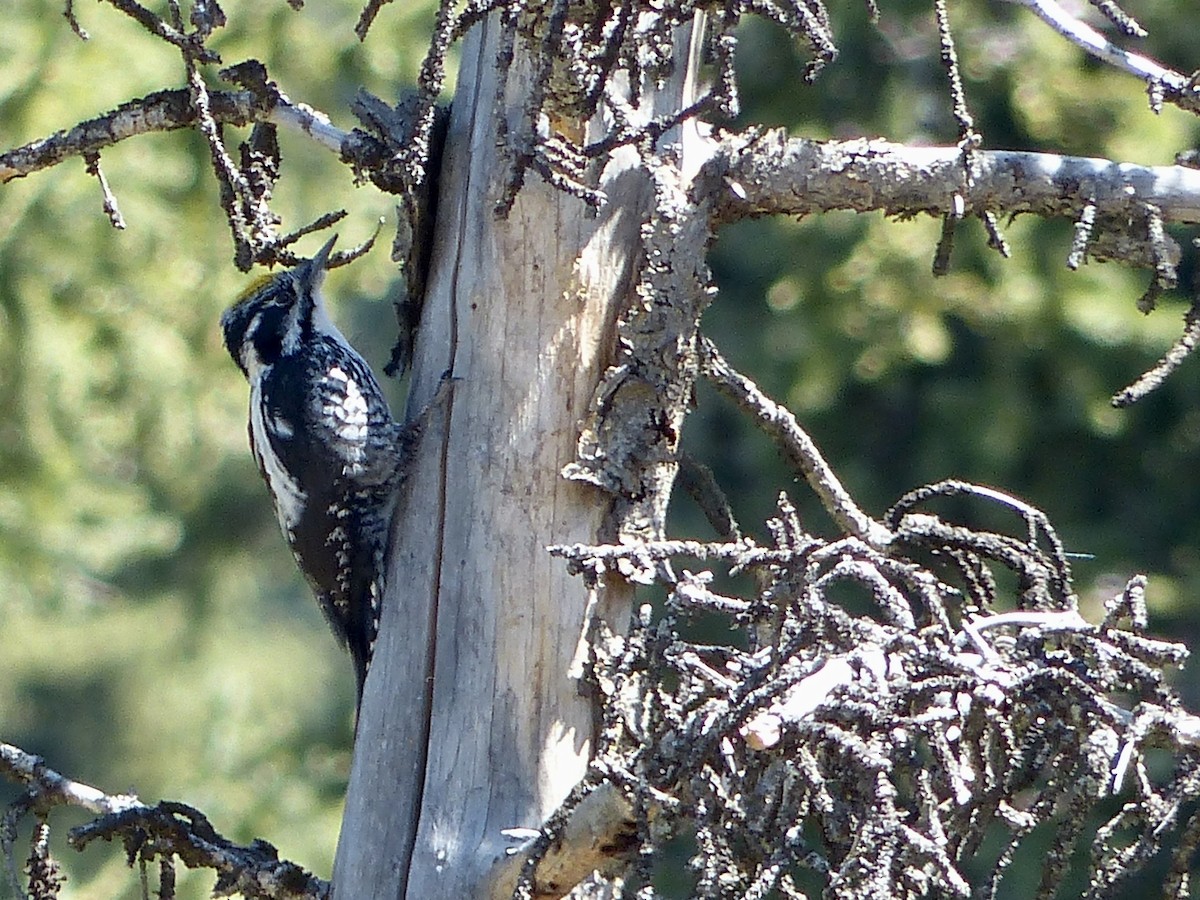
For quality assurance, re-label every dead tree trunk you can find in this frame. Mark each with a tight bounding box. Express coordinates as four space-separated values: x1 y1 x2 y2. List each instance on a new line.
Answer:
334 14 704 898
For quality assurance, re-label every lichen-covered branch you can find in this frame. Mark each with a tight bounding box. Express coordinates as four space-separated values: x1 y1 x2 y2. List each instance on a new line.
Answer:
0 742 328 900
702 134 1200 395
562 158 716 549
0 89 260 184
0 76 410 197
0 743 141 818
538 436 1200 897
708 133 1200 227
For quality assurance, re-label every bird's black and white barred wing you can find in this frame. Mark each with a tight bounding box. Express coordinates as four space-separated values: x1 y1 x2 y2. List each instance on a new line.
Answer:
306 337 400 484
252 338 400 497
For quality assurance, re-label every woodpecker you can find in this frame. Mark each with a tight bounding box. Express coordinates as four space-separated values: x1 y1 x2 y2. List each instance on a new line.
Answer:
220 236 417 708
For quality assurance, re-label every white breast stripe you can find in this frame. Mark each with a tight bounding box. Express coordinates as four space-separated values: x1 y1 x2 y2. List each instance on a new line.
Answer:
269 412 294 440
250 375 307 534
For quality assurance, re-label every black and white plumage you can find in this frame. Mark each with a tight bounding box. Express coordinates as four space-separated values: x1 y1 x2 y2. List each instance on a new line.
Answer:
221 236 414 708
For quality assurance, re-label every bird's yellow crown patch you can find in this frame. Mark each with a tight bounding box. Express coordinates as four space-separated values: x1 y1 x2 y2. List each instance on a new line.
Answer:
232 272 281 306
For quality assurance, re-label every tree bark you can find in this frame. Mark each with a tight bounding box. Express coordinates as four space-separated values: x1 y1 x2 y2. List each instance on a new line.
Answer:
333 14 702 899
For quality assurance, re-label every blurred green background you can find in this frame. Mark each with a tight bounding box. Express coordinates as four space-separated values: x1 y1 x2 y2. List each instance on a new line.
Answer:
0 1 440 895
2 0 1200 896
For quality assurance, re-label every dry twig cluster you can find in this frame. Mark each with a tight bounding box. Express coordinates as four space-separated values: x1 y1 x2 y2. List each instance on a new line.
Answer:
542 346 1200 897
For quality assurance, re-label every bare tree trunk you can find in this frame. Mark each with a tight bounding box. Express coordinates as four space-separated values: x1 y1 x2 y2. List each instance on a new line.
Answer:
334 14 702 898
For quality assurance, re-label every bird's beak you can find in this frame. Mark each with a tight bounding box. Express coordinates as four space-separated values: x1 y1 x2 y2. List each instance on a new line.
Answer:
299 234 338 292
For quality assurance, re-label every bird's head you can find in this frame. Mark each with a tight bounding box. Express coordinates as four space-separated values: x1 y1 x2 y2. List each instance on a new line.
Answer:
220 235 338 379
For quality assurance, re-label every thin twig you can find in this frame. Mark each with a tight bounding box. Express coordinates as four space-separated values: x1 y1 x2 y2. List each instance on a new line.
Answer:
1002 0 1200 112
63 0 90 39
934 0 1008 264
678 453 743 541
355 0 394 39
1112 296 1200 406
697 337 894 548
81 151 125 230
100 0 218 61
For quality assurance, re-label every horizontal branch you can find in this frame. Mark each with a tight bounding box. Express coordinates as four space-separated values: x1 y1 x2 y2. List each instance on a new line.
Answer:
0 83 393 188
11 97 1200 243
710 133 1200 225
0 741 327 900
0 742 140 817
0 89 260 183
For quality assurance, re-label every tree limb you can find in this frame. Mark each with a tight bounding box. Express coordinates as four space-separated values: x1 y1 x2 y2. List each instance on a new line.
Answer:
709 133 1200 226
0 81 379 188
490 781 637 900
0 742 328 900
0 89 260 184
0 743 140 817
1003 0 1200 112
